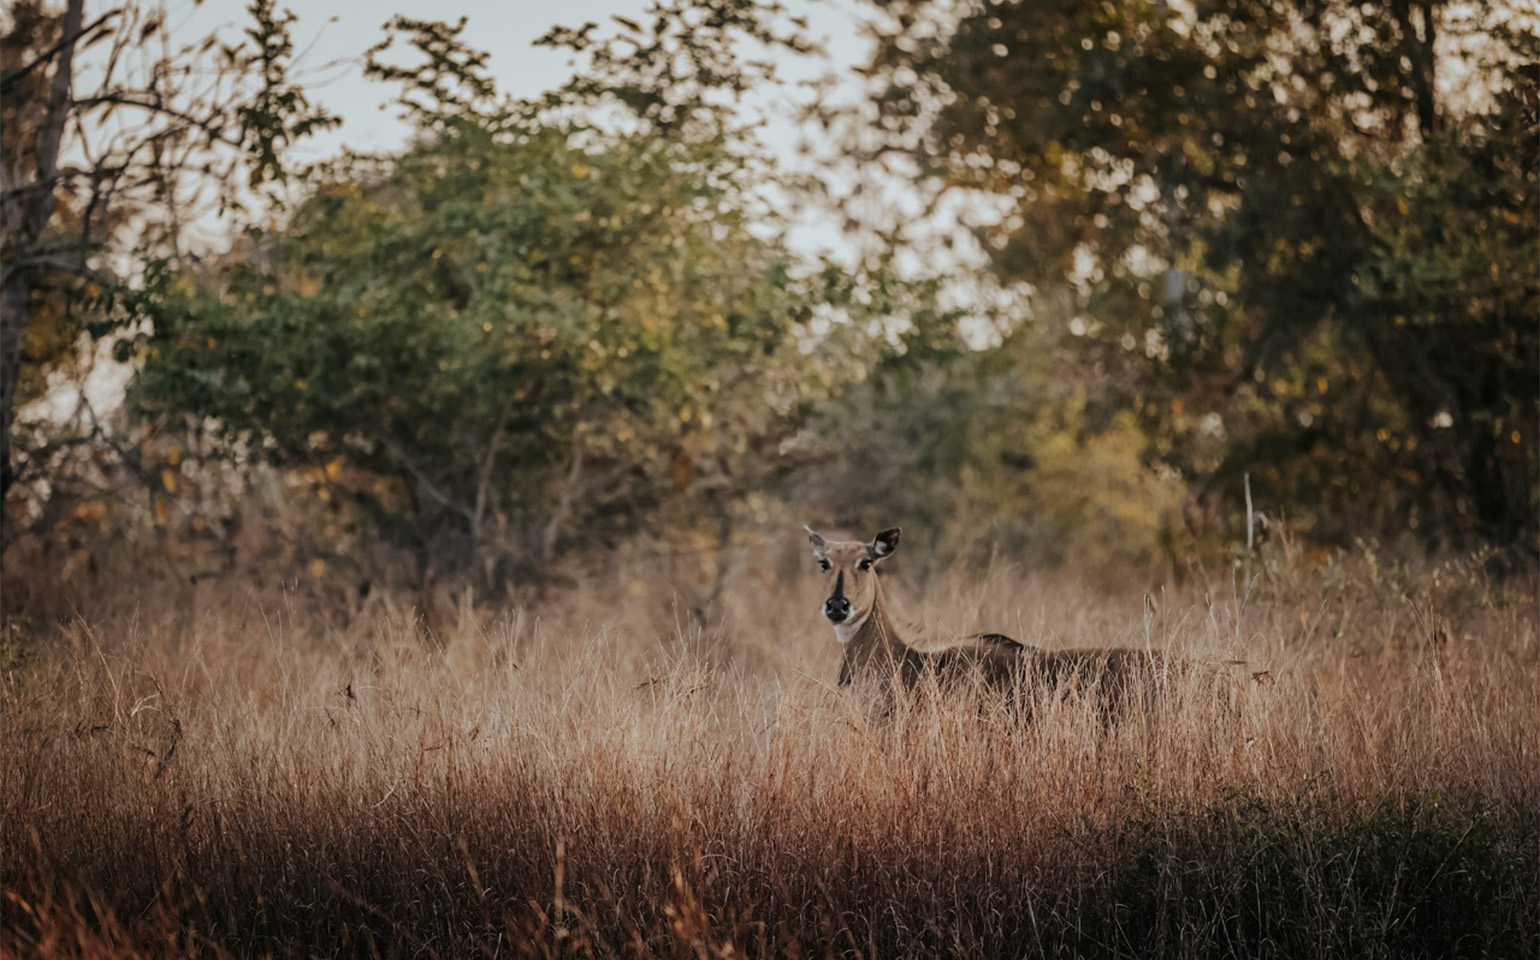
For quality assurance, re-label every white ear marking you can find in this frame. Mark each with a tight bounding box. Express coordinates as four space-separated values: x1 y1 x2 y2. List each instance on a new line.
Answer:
871 526 901 559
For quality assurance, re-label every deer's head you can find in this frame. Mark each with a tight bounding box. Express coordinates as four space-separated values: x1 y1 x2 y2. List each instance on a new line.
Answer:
805 526 900 632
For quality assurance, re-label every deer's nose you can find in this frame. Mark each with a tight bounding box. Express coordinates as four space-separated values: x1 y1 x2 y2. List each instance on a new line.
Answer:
823 596 851 623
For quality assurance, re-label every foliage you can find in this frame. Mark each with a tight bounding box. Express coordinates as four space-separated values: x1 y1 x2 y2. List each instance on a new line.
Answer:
806 311 1191 577
0 0 335 517
129 7 937 585
859 0 1540 550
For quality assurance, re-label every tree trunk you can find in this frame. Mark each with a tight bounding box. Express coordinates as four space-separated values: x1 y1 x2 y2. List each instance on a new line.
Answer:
540 442 584 567
2 0 84 506
0 276 32 502
1417 3 1439 135
1391 0 1439 139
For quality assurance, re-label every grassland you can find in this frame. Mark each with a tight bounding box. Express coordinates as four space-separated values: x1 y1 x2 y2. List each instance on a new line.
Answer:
2 547 1536 958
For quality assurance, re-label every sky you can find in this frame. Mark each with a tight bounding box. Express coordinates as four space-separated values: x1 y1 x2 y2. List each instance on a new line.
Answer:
164 0 1004 308
171 0 867 152
162 0 885 257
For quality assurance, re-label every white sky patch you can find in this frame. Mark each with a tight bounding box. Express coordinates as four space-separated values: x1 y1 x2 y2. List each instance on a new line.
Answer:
25 328 139 426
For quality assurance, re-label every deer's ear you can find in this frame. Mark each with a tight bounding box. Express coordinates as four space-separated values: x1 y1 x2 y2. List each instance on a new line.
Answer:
871 527 901 559
805 526 828 559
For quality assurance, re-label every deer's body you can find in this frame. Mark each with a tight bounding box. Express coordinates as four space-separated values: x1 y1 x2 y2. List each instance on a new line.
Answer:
809 526 1172 714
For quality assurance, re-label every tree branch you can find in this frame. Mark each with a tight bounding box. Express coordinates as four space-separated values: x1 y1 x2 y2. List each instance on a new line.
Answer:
71 94 242 148
0 9 119 96
0 164 117 201
472 394 516 539
376 435 476 525
540 441 585 565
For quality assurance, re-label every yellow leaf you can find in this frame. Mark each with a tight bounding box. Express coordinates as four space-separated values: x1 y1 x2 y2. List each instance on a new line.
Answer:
309 558 327 579
161 469 178 493
153 496 169 526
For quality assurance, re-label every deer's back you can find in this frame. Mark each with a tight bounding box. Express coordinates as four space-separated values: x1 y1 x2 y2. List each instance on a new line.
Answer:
925 637 1176 716
1028 646 1171 686
927 633 1028 689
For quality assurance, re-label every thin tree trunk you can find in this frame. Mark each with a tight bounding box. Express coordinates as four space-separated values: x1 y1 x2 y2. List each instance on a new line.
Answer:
0 277 31 502
471 396 514 589
1417 2 1439 135
2 0 85 502
1392 0 1439 140
540 443 584 566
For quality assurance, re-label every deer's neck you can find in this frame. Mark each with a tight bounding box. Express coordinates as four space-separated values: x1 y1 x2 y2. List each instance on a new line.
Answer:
838 580 916 680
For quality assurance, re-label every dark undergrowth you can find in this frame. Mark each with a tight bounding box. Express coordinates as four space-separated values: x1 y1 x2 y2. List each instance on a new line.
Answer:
7 793 1534 959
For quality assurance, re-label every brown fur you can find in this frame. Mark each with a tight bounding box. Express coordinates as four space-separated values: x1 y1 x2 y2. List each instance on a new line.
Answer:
809 527 1174 716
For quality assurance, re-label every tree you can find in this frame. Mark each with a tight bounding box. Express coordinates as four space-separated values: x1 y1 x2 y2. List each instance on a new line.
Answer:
0 0 334 520
128 5 925 587
858 0 1539 549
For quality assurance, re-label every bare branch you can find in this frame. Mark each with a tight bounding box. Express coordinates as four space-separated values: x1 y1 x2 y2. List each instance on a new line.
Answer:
71 94 240 147
0 9 120 95
377 436 476 525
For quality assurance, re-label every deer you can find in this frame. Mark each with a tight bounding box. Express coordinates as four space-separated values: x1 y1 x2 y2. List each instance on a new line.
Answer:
806 525 1176 716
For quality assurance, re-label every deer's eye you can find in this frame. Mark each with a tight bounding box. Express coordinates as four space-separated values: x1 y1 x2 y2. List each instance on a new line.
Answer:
857 559 872 572
818 559 831 572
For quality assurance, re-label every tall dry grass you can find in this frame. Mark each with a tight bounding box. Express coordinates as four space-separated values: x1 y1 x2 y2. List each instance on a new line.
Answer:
2 547 1536 959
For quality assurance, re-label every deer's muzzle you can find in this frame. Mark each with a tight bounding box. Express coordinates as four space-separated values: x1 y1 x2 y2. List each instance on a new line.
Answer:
823 595 851 623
